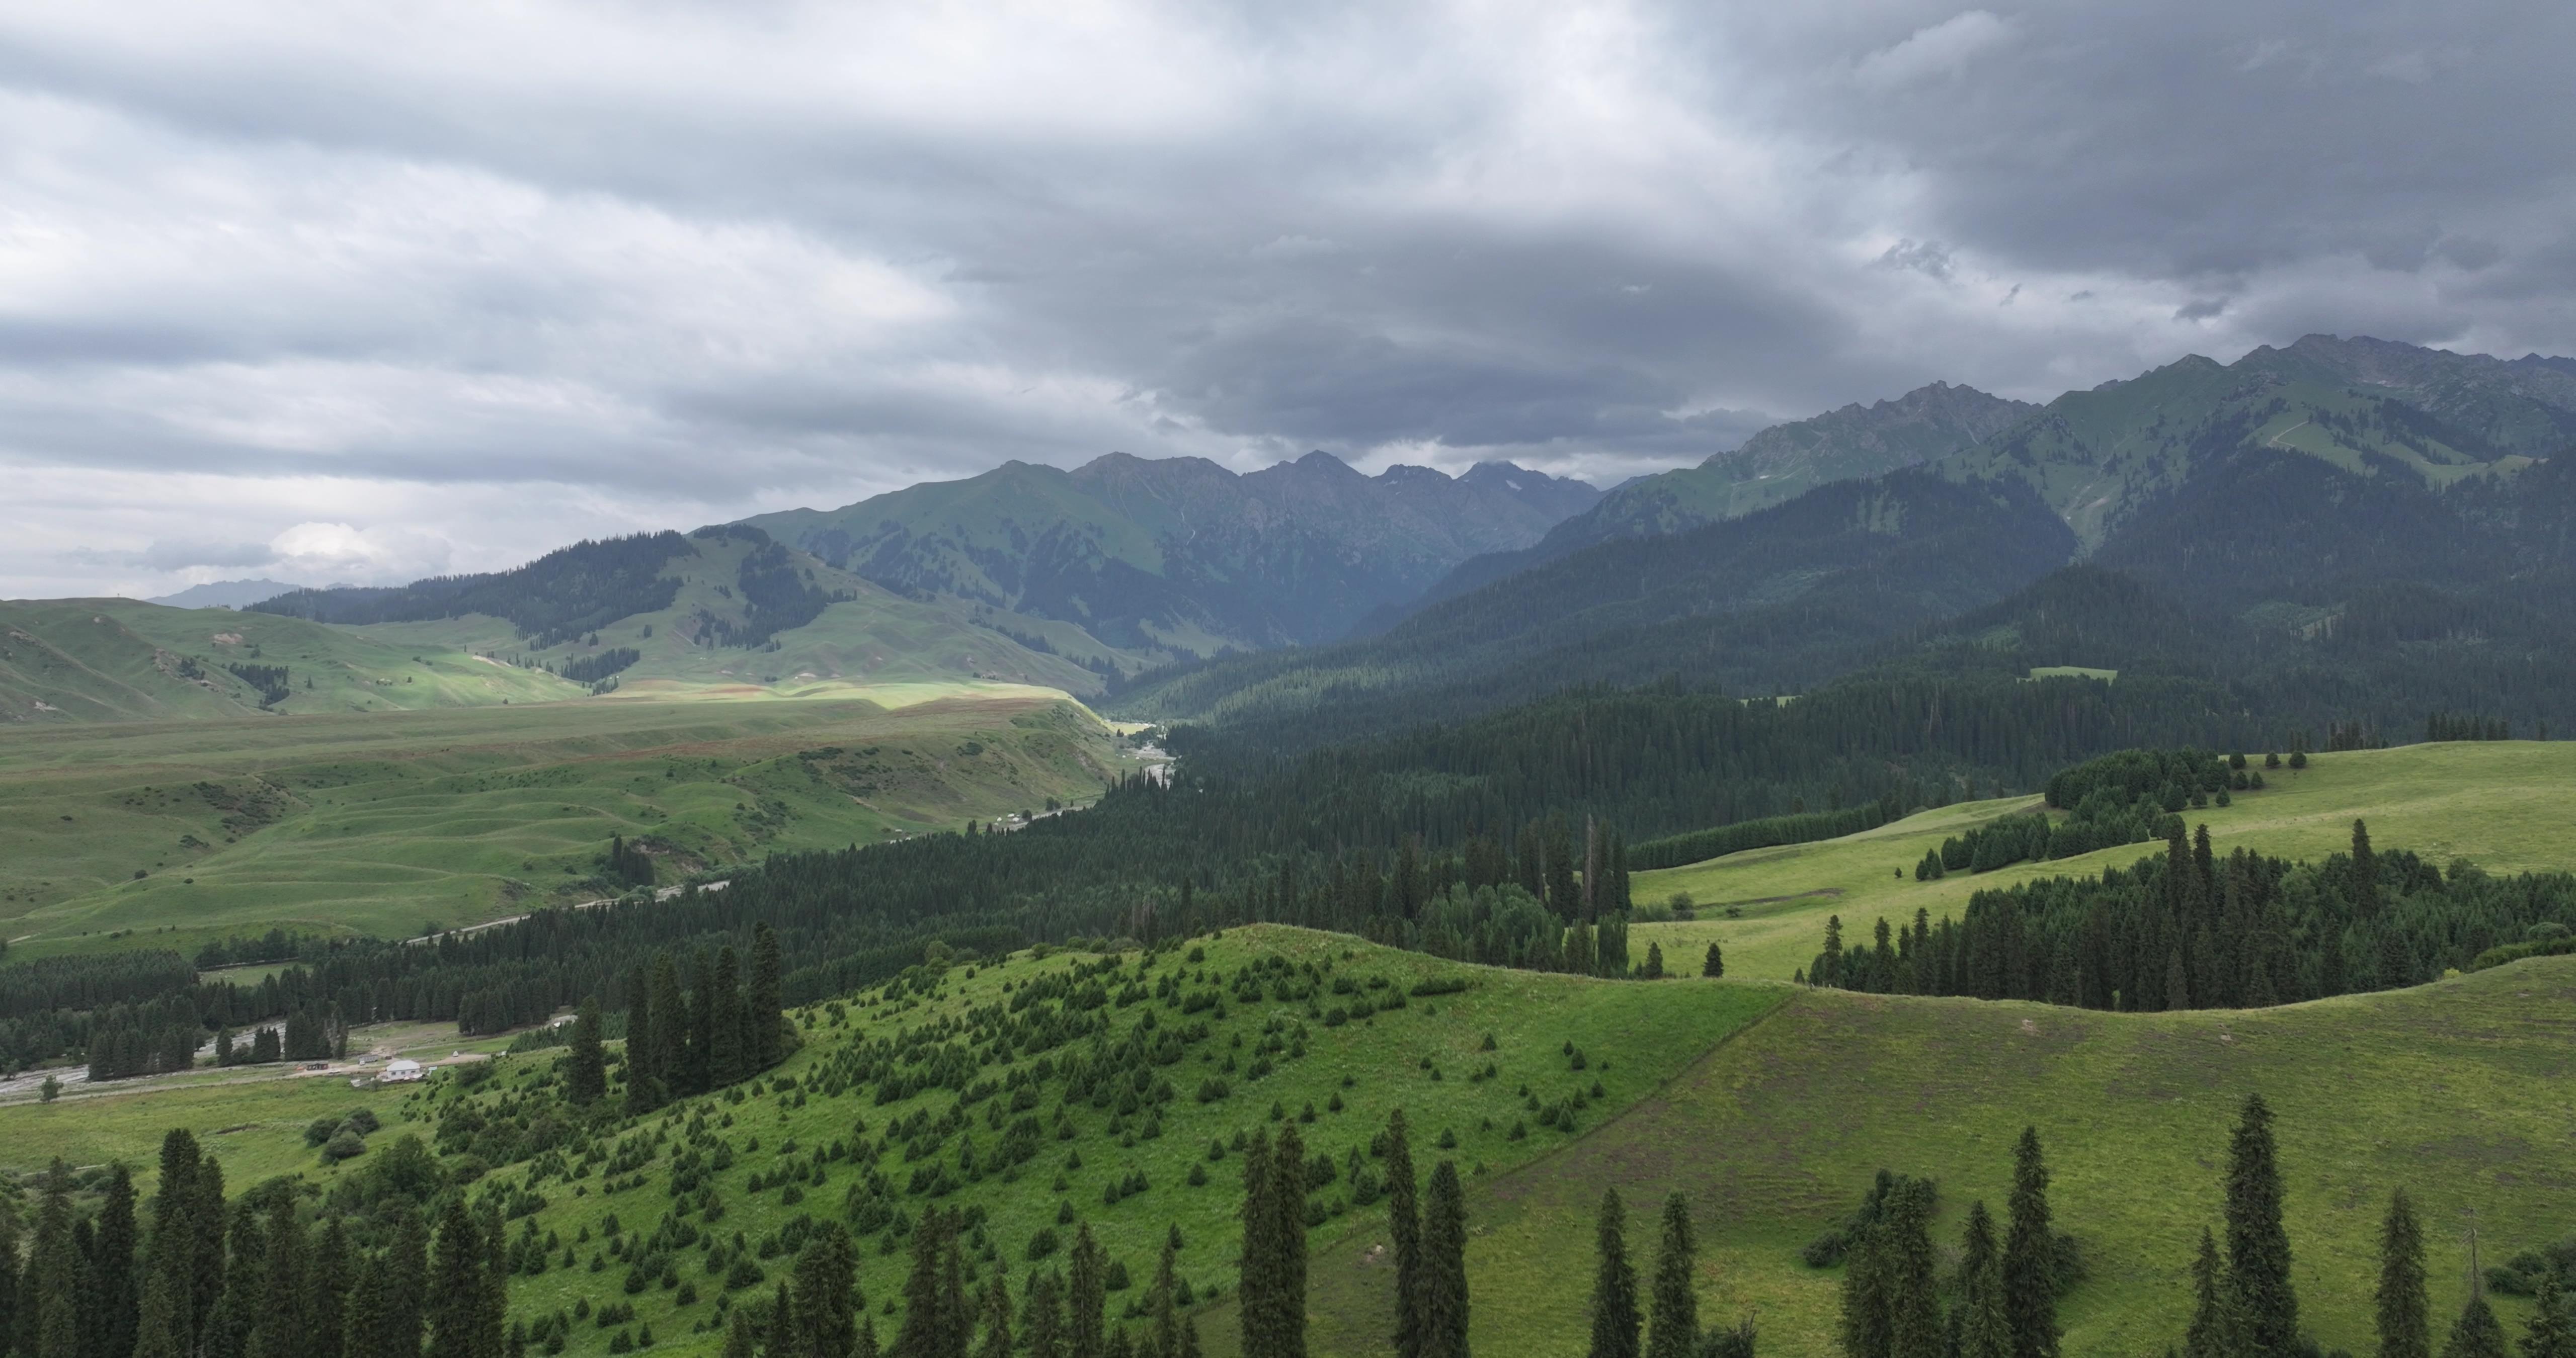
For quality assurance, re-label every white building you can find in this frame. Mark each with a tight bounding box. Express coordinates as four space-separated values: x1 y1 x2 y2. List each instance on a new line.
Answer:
382 1058 425 1082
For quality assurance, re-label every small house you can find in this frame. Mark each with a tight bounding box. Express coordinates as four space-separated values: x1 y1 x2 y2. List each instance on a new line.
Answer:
382 1058 425 1082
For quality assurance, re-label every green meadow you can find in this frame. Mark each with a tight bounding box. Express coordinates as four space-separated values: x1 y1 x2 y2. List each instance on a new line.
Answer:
0 692 1136 957
1631 740 2576 983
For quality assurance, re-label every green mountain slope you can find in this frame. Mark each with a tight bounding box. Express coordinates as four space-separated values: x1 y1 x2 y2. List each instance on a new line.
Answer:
0 692 1134 955
745 452 1600 650
1 598 582 725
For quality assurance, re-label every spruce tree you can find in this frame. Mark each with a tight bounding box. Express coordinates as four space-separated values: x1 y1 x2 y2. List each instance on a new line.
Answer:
2524 1272 2575 1358
378 1211 428 1358
1839 1215 1890 1358
564 997 606 1107
1420 1163 1469 1358
895 1213 948 1358
345 1256 387 1358
2184 1229 2231 1358
2377 1192 2430 1358
1147 1236 1178 1358
1588 1191 1639 1358
1702 944 1723 979
790 1224 858 1358
940 1221 970 1358
1883 1180 1941 1358
153 1133 214 1343
2223 1097 2297 1358
204 1198 265 1358
1646 1194 1697 1358
2447 1299 2510 1358
1021 1271 1066 1358
132 1248 187 1358
1957 1204 2009 1358
1385 1112 1423 1358
1068 1228 1106 1358
978 1274 1013 1358
1268 1125 1309 1358
622 966 660 1116
649 955 687 1100
1237 1134 1276 1358
2353 820 2380 916
23 1162 79 1358
188 1158 228 1352
309 1218 353 1358
0 1193 17 1358
2002 1128 2059 1358
750 924 786 1070
425 1198 499 1358
95 1163 141 1358
721 1310 756 1358
684 948 716 1097
709 947 746 1088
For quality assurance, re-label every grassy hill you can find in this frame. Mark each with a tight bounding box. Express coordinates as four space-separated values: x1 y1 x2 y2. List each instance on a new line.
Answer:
1629 740 2576 984
1268 955 2576 1358
0 691 1137 957
1 598 584 725
4 928 2566 1358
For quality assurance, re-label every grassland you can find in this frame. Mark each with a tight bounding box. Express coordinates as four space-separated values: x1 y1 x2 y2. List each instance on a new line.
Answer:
1266 955 2576 1358
1 598 583 725
1631 740 2576 983
0 926 1785 1356
0 692 1139 957
6 928 2567 1358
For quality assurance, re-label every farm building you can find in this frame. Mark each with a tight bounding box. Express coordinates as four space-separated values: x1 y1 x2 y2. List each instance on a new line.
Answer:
381 1058 425 1082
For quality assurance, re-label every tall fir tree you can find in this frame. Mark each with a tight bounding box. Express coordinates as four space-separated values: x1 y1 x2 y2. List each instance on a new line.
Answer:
623 965 660 1116
0 1190 17 1358
2184 1229 2231 1358
94 1164 140 1358
1068 1227 1106 1358
2447 1299 2510 1358
978 1274 1013 1358
1840 1212 1891 1358
1021 1271 1066 1358
2523 1272 2575 1358
894 1212 949 1358
2002 1128 2059 1358
684 948 716 1097
563 997 606 1107
1957 1204 2010 1358
203 1198 266 1358
1147 1236 1179 1358
2377 1192 2430 1358
425 1199 500 1358
1882 1180 1942 1358
132 1245 187 1358
376 1211 429 1358
2223 1096 2298 1358
722 1310 757 1358
1267 1125 1310 1358
1384 1112 1423 1358
1237 1134 1277 1358
22 1162 79 1358
308 1219 353 1358
709 948 747 1088
1646 1194 1697 1358
649 954 687 1101
184 1159 228 1358
1587 1191 1639 1358
790 1224 859 1358
941 1219 970 1358
245 1191 306 1358
750 924 786 1070
1420 1163 1469 1358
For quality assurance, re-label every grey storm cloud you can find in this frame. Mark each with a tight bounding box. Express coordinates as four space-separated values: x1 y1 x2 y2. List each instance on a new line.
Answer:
3 0 2574 597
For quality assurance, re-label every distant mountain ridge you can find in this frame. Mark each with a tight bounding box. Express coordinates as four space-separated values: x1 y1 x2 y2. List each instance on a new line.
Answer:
742 451 1599 651
1124 334 2576 746
1395 381 2035 615
144 579 304 610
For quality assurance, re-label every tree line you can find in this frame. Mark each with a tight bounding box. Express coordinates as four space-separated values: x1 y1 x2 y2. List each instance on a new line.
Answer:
1811 819 2576 1010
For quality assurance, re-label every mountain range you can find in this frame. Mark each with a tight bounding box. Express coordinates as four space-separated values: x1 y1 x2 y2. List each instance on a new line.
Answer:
19 332 2576 734
743 451 1599 650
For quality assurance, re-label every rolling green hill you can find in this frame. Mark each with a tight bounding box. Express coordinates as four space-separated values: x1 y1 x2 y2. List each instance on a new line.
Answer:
0 691 1137 957
2 597 587 725
6 928 2567 1358
1629 740 2576 985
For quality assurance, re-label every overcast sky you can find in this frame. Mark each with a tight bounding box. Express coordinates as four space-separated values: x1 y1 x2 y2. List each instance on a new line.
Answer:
6 1 2574 598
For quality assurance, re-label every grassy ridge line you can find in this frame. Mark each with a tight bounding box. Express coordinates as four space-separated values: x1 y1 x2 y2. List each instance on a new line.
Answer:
1298 957 2576 1358
1 598 584 725
1632 741 2576 983
0 694 1133 957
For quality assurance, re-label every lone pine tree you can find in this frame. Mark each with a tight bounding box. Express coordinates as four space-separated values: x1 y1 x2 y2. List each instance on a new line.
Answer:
1386 1111 1424 1358
2376 1191 2430 1358
2003 1128 2059 1358
1646 1194 1698 1358
2225 1095 2298 1358
1589 1190 1641 1358
1421 1161 1470 1358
